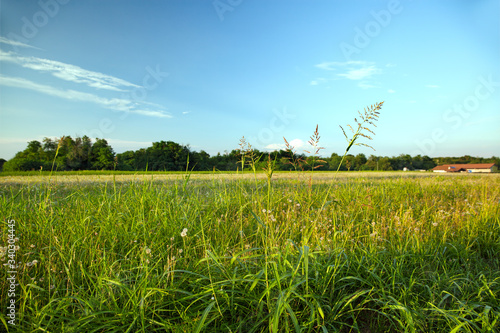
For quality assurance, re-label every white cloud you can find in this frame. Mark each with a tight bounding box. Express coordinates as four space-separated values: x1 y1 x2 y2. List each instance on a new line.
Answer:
0 37 41 50
315 61 381 87
0 75 171 118
0 137 36 144
309 77 328 86
358 82 377 89
315 60 366 71
182 111 191 114
338 65 380 80
265 143 285 150
289 139 305 149
315 62 338 71
388 89 396 93
105 139 152 149
0 48 171 119
265 139 304 151
132 110 172 118
0 49 139 92
464 115 500 127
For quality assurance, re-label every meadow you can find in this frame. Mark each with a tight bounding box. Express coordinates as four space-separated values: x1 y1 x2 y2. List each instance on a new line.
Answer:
0 170 499 332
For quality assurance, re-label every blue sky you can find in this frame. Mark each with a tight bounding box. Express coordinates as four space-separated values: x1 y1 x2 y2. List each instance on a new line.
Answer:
1 0 499 160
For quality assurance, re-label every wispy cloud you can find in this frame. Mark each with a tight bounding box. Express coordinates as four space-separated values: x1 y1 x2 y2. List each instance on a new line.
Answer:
0 49 139 92
313 61 381 87
265 138 304 151
358 82 378 89
0 75 171 118
337 65 380 80
105 139 152 149
265 143 285 150
315 62 336 71
388 89 396 93
309 78 327 86
0 137 38 144
0 45 171 119
0 37 41 50
464 115 500 127
315 60 366 71
132 110 172 118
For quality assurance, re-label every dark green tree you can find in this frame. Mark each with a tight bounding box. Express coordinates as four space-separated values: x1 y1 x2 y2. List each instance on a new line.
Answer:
328 153 345 171
2 140 51 171
364 155 378 170
354 153 367 170
90 138 115 170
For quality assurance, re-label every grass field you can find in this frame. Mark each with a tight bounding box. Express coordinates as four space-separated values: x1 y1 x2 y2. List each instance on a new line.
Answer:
1 171 499 332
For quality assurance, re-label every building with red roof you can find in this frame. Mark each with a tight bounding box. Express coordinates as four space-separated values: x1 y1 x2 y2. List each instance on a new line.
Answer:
432 163 498 173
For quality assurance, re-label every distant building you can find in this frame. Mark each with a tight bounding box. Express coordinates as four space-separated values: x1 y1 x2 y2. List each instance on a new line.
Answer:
432 163 498 173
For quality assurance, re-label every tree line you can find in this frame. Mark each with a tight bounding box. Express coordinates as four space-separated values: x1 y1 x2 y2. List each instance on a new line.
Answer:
1 136 498 172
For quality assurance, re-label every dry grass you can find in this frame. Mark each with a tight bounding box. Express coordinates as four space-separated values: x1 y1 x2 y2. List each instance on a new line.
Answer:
0 170 483 186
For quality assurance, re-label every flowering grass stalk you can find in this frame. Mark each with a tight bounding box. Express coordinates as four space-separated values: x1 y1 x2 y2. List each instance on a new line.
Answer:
2 101 500 332
1 172 499 332
304 125 327 171
337 101 383 172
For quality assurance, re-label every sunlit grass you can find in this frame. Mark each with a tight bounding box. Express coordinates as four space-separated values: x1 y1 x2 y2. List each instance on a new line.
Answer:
2 101 499 332
1 172 499 332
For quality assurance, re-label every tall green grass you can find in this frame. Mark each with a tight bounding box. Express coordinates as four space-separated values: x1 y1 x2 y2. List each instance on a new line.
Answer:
2 101 499 332
1 172 499 332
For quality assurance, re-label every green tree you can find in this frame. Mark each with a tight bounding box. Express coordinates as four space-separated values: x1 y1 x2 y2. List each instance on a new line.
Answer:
2 140 51 171
364 155 378 170
26 140 43 157
90 138 115 170
354 153 367 170
66 136 92 170
190 150 211 171
328 153 345 171
412 155 424 170
116 150 136 171
42 137 58 162
378 157 393 171
422 155 436 170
